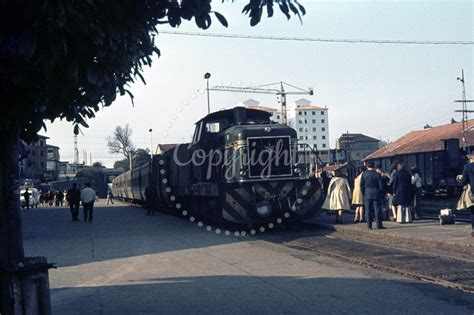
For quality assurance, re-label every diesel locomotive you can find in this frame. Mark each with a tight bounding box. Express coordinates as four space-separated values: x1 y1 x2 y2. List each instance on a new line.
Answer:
112 107 325 225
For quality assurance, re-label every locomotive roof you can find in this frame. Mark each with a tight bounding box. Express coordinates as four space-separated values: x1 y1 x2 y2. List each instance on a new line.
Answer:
195 106 271 125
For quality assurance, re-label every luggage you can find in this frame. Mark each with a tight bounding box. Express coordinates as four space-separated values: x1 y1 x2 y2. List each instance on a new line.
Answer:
439 214 456 225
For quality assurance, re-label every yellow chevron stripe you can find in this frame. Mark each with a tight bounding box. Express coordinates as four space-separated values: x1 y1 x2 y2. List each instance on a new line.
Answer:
225 193 247 214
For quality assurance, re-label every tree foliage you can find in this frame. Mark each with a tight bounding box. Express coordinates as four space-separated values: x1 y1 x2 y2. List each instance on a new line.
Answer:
106 124 135 160
113 148 151 171
0 0 305 142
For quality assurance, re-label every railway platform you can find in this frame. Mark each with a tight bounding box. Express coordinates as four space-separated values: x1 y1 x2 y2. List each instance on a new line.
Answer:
309 212 474 257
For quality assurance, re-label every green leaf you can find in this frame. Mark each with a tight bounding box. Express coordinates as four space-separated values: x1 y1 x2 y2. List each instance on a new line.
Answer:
214 11 228 27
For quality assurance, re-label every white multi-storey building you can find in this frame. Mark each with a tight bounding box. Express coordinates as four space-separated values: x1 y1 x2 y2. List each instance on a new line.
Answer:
242 98 330 151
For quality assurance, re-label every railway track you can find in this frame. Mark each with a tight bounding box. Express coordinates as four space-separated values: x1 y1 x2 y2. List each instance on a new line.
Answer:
420 197 471 222
260 226 474 294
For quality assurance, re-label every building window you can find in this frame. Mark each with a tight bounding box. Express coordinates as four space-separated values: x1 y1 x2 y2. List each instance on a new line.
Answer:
322 127 326 131
312 119 316 124
277 115 280 119
305 136 308 140
322 144 327 148
299 112 302 116
321 111 325 115
298 120 302 124
313 127 316 132
312 111 315 115
322 135 326 139
304 120 307 124
299 128 303 132
313 136 317 140
304 111 307 116
321 119 325 123
299 136 303 140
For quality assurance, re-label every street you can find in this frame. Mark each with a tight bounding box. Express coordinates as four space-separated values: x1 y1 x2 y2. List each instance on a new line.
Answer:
22 201 474 314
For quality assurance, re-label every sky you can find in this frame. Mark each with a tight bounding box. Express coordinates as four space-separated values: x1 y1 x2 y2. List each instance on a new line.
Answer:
43 0 473 167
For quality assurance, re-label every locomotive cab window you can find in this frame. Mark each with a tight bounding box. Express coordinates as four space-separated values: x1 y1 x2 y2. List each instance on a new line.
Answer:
206 122 221 133
192 122 203 144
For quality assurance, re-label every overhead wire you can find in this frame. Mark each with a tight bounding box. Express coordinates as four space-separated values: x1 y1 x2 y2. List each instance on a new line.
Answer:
158 30 474 46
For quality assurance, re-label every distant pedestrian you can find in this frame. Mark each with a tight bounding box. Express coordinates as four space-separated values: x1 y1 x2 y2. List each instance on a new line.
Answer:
327 171 351 224
81 183 97 222
460 153 474 237
48 189 54 206
67 183 81 221
144 186 156 216
55 190 64 207
411 167 423 220
63 189 69 207
361 161 384 230
106 186 114 205
392 163 413 223
23 188 31 210
352 168 365 223
387 162 399 221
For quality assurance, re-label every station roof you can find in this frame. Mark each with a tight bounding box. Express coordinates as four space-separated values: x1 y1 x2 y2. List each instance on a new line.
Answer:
365 119 474 160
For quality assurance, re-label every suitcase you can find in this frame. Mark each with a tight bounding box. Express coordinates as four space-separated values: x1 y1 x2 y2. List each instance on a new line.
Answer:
439 214 456 225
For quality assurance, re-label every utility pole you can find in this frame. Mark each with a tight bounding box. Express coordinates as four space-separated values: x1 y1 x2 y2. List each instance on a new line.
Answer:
149 128 153 160
204 72 211 114
454 69 474 153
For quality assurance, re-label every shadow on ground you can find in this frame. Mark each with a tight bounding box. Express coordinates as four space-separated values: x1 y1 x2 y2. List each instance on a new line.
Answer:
51 275 474 314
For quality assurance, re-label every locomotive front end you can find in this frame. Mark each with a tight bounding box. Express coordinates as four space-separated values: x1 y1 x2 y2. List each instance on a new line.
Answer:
222 124 324 224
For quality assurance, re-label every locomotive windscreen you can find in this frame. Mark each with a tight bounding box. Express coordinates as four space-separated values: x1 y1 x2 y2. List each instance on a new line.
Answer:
246 136 293 179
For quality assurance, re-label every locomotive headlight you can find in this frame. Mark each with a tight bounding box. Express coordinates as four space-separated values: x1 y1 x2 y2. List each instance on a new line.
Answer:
256 201 272 217
294 167 301 174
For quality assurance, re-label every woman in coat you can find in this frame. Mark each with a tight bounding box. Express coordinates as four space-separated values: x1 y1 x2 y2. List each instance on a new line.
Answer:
392 163 413 223
352 168 365 223
327 171 352 224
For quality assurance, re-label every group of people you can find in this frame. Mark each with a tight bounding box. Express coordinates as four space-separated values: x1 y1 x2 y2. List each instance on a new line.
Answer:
38 189 68 207
325 161 424 230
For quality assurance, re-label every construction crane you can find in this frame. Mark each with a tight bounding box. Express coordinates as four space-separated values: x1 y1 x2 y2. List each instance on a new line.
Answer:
208 82 314 125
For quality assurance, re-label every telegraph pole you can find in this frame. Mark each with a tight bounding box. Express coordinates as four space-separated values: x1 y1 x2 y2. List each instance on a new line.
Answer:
204 72 211 114
454 69 474 153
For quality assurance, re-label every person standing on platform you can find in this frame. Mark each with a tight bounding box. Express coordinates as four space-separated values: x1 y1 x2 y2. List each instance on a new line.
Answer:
81 183 98 222
67 183 81 221
144 185 156 216
387 162 399 221
361 161 384 230
460 153 474 237
327 170 352 224
352 168 365 223
392 163 413 224
411 167 423 220
23 188 31 210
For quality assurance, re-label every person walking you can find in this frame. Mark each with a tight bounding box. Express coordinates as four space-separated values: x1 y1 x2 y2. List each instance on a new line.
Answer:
376 165 390 220
23 188 31 210
81 183 97 222
106 186 114 205
411 167 423 220
67 183 81 221
352 168 365 223
327 170 352 224
460 154 474 237
361 161 385 230
392 163 413 224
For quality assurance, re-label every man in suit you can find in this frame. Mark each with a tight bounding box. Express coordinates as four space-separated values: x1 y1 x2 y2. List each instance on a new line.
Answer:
361 161 385 230
67 183 81 221
460 154 474 237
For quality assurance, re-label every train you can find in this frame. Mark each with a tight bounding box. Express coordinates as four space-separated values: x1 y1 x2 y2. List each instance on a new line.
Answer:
112 107 325 226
